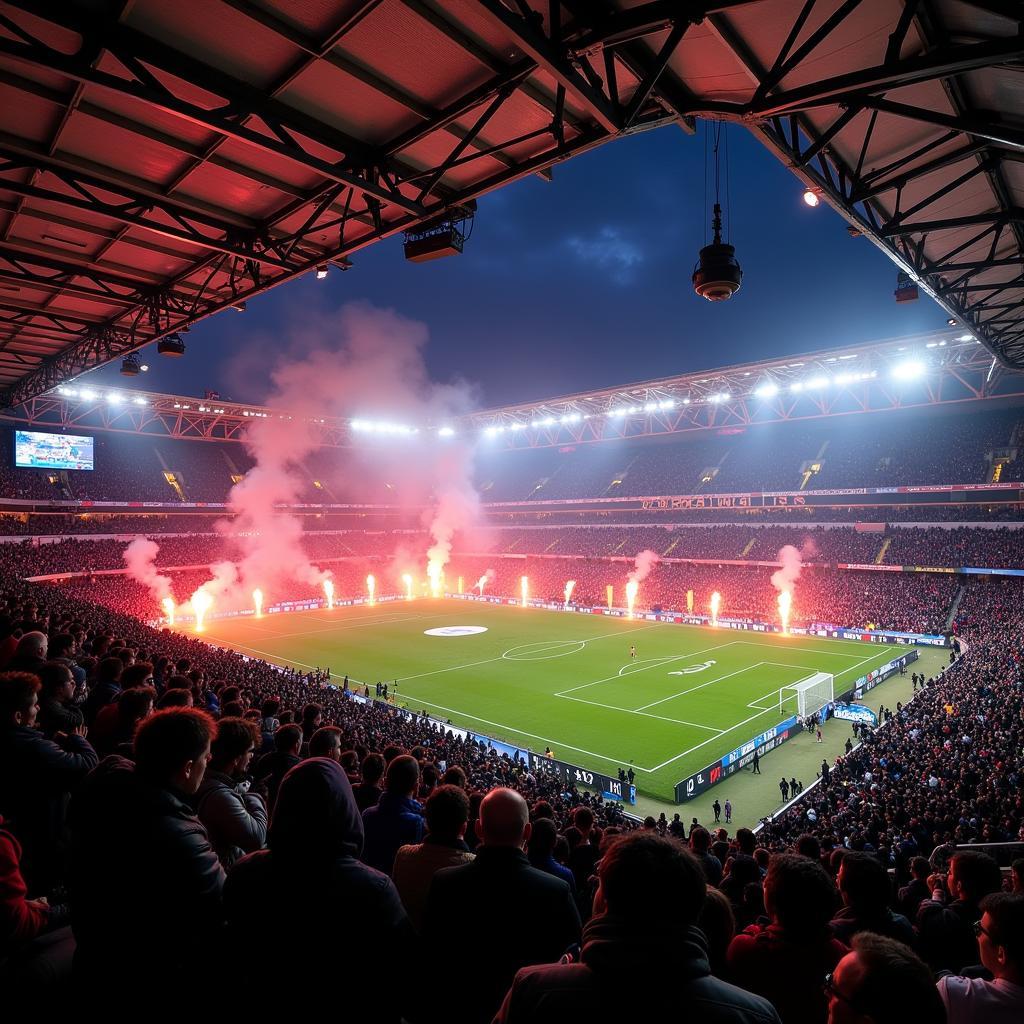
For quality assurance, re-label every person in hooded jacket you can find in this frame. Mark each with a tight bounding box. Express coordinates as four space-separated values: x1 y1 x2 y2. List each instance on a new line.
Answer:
494 832 780 1024
224 757 416 1023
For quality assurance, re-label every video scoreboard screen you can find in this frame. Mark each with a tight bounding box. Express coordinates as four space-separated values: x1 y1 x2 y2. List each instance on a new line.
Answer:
14 430 94 471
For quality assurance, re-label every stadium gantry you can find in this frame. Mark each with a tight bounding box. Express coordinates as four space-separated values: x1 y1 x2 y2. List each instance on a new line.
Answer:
0 0 1022 409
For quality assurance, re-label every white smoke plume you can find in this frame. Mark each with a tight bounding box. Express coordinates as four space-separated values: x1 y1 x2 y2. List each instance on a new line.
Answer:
627 549 660 584
476 567 496 594
770 538 818 595
123 538 174 605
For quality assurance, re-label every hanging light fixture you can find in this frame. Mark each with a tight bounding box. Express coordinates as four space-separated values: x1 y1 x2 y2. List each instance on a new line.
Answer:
693 123 743 302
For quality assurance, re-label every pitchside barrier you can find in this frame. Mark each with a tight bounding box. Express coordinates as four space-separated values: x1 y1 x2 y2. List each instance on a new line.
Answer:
673 649 919 802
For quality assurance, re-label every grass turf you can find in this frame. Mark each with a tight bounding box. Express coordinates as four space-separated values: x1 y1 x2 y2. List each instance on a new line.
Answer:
192 598 906 801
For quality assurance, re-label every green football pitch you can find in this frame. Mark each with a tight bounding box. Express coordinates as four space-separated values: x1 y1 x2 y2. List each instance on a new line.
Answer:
192 598 903 801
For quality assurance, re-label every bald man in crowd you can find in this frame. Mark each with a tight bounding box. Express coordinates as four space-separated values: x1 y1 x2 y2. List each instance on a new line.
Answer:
422 787 581 1024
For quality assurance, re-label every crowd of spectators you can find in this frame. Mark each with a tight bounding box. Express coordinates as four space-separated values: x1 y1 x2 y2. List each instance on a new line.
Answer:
1 567 1022 1019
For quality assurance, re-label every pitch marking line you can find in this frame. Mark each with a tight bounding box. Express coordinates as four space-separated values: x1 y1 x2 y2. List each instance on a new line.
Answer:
555 639 743 696
556 693 725 733
633 663 772 712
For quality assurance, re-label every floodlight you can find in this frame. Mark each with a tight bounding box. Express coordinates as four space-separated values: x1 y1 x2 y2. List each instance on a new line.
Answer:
120 354 141 376
157 334 186 357
79 389 96 401
892 360 925 381
438 426 455 437
231 301 246 312
316 265 329 280
802 188 820 207
755 382 779 398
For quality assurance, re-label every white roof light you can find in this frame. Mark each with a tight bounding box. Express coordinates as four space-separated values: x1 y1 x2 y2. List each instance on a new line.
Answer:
438 426 455 437
892 360 925 381
755 383 779 398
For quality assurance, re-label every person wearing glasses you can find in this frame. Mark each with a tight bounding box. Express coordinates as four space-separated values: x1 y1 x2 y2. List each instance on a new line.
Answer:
937 893 1024 1024
825 933 943 1024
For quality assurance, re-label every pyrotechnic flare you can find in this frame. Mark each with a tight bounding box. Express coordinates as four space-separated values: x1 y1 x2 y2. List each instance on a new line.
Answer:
686 589 694 614
366 574 376 605
521 575 529 607
625 579 639 619
323 578 334 609
427 562 442 598
457 576 464 595
253 588 264 618
710 591 721 628
606 585 614 611
564 580 576 606
778 590 792 634
162 597 175 626
192 590 212 632
402 574 413 601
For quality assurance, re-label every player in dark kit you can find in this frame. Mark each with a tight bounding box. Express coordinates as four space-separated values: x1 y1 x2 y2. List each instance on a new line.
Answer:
630 644 637 660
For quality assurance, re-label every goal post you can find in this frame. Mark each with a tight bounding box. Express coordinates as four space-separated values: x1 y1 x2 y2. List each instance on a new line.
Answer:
779 672 834 720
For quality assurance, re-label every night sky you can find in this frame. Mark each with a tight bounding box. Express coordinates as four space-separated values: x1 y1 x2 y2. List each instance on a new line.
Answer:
86 124 948 408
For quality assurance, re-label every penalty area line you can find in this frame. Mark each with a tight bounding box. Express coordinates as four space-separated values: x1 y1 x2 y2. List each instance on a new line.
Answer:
556 693 724 733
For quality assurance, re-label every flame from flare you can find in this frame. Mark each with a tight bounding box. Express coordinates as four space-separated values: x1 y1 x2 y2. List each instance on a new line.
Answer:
191 590 212 632
402 573 413 601
162 597 175 626
366 574 376 604
625 579 639 619
606 584 614 611
457 576 464 595
253 588 263 618
778 590 792 634
520 575 529 607
427 562 442 598
564 580 576 605
323 578 334 609
710 591 721 628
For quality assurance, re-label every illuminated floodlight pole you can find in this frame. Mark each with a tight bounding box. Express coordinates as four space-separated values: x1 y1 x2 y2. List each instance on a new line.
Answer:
366 574 376 605
323 578 334 609
710 591 721 628
402 574 413 601
520 575 529 607
564 580 576 607
192 591 212 632
606 584 614 611
162 597 175 626
253 588 263 618
778 590 792 635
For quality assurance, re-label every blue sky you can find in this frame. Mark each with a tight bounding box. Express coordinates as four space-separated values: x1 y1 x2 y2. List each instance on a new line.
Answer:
88 123 947 407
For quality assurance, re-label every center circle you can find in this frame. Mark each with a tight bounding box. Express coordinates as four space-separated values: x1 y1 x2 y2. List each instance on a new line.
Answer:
503 640 587 661
423 625 489 637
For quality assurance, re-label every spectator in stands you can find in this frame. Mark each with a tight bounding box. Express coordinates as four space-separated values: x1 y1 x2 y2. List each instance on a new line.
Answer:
917 849 1003 974
84 656 123 724
224 758 414 1021
566 805 599 894
830 852 915 947
727 853 846 1024
826 933 944 1024
35 661 83 738
90 685 155 757
353 751 385 812
526 816 576 891
897 856 932 921
691 825 724 886
495 832 779 1024
1012 860 1024 895
308 724 343 761
47 633 84 690
392 784 474 932
0 810 74 986
254 721 301 812
361 754 424 875
424 787 581 1024
68 708 223 995
195 717 267 869
5 632 47 676
937 893 1024 1024
0 672 97 897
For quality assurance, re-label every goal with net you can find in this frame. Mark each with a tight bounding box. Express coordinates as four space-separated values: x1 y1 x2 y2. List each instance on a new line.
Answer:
779 672 834 720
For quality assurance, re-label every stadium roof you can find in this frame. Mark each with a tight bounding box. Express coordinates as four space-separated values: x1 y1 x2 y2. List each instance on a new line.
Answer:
6 328 1023 447
0 0 1021 407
